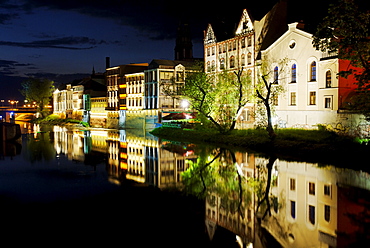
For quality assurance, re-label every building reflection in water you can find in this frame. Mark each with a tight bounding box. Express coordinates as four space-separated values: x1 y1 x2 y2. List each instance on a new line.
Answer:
202 151 370 248
50 126 370 247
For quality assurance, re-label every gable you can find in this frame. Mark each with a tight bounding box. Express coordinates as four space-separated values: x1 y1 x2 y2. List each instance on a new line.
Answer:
235 9 254 35
204 24 216 44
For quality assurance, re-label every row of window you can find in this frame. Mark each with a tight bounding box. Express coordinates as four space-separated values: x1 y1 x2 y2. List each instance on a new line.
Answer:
288 92 333 108
290 202 331 225
207 53 252 71
289 179 331 197
289 179 332 224
206 36 253 56
273 62 332 87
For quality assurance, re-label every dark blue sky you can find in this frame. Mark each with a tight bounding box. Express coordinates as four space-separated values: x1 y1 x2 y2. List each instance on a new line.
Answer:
0 0 341 101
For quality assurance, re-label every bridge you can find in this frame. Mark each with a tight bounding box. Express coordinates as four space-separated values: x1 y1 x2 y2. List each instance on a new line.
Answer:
0 107 37 122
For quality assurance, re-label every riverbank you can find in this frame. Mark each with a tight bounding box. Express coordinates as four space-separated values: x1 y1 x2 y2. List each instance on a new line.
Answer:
150 127 370 170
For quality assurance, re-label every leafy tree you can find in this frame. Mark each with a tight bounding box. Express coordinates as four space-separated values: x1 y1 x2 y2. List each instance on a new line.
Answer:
179 63 252 133
20 78 54 118
255 58 286 140
312 0 370 118
181 148 251 217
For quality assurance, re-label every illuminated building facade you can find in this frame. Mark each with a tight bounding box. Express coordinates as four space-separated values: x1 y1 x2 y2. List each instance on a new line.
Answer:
53 73 106 122
262 22 363 131
105 63 148 128
144 59 196 112
203 2 288 129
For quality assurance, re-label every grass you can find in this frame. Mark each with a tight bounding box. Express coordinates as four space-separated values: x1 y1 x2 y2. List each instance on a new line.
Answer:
150 127 369 169
32 114 90 127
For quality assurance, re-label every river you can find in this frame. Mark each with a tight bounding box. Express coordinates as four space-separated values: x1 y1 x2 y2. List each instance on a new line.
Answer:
1 121 369 247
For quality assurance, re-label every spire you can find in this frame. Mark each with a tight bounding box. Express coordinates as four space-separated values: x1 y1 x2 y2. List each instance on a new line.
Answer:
92 66 96 75
174 22 193 61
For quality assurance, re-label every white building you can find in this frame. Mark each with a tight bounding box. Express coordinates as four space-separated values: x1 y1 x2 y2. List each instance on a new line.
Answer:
261 22 366 131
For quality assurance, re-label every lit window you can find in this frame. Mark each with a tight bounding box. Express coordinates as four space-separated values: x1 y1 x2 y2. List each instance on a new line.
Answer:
324 185 331 197
325 97 332 109
291 64 297 83
247 36 252 46
309 182 315 195
241 54 245 66
290 178 296 190
326 71 332 88
230 56 235 68
309 92 316 105
220 58 225 70
274 66 279 84
290 92 296 106
310 61 316 81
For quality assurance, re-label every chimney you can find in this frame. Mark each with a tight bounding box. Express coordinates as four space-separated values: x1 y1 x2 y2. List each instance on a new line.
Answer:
106 57 110 69
297 20 305 30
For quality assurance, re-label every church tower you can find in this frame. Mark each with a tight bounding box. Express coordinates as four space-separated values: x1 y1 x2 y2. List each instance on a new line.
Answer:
174 23 193 61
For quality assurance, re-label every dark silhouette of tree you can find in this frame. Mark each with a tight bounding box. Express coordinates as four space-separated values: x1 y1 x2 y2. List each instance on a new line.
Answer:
20 78 54 118
313 0 370 119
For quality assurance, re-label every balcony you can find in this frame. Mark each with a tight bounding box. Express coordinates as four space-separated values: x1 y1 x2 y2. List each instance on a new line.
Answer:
321 51 338 61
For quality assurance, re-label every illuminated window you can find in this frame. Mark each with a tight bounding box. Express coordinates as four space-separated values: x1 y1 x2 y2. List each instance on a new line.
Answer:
271 94 278 106
220 58 225 70
325 96 332 109
310 61 316 81
290 92 296 106
309 182 315 195
274 66 279 84
230 56 235 68
291 64 297 83
290 178 296 190
326 70 332 88
309 92 316 105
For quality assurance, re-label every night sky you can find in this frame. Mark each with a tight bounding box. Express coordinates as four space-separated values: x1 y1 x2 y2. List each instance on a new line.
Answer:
0 0 349 101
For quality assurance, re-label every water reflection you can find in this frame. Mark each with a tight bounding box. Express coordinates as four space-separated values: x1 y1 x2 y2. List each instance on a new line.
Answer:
3 122 370 247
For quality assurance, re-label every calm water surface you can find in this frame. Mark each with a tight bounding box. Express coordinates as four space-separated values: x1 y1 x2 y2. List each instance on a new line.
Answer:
1 121 369 247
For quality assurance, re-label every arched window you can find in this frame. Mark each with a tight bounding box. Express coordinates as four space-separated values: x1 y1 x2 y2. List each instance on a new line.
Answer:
310 61 316 81
247 53 252 65
291 64 297 83
241 54 245 66
274 66 279 84
220 58 225 70
230 56 235 68
211 60 215 71
207 61 211 72
326 70 332 88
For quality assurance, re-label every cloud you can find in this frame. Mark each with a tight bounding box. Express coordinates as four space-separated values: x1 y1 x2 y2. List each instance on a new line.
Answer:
0 36 107 50
0 59 33 75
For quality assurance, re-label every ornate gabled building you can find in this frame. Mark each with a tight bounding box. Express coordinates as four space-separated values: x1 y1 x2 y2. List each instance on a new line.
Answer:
203 1 288 128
